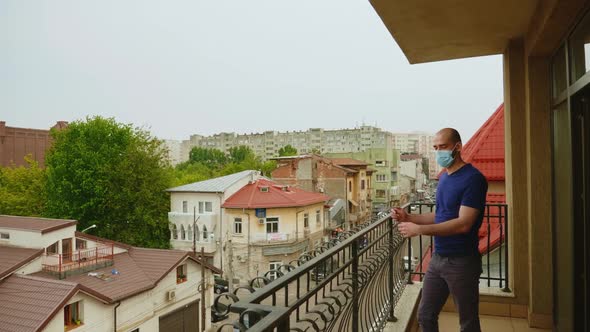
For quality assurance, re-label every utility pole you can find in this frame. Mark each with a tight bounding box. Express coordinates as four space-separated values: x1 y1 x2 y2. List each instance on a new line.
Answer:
200 247 206 332
227 238 234 292
193 207 200 255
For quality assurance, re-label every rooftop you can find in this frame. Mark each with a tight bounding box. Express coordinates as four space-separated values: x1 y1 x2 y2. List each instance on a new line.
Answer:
329 158 370 166
0 215 77 234
0 275 79 332
0 246 44 280
222 178 329 209
166 169 259 193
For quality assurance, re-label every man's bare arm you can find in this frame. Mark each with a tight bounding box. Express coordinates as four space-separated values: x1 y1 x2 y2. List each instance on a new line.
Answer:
408 212 436 225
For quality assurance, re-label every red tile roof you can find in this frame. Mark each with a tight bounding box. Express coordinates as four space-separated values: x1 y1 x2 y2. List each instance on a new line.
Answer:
222 179 330 209
461 104 505 181
0 246 44 280
0 275 79 332
0 215 77 234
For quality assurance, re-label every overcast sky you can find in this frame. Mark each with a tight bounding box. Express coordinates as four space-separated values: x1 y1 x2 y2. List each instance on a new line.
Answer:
0 0 503 143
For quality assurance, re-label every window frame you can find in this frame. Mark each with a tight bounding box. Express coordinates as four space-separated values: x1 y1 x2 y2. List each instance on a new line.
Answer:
266 217 279 234
234 217 243 234
176 264 188 284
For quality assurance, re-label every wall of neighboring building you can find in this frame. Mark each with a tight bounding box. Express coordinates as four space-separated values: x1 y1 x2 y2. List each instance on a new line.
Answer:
0 225 76 251
42 292 111 332
117 259 213 332
13 256 42 276
224 203 326 282
0 121 67 168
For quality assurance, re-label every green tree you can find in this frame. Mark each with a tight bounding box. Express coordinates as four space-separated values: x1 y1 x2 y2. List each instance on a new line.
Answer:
0 156 46 216
45 116 172 248
278 144 298 157
228 145 256 163
188 147 227 169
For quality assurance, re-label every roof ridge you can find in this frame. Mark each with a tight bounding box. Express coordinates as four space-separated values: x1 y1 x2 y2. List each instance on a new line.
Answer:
0 214 76 222
14 274 79 286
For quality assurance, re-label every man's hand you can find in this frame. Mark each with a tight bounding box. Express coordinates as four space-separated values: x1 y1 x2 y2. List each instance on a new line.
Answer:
392 207 410 222
398 222 421 238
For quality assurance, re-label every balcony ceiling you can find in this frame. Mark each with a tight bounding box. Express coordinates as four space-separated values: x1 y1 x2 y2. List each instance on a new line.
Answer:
369 0 539 63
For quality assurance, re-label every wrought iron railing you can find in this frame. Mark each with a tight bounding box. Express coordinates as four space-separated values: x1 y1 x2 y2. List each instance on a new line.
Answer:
213 213 405 331
404 202 510 291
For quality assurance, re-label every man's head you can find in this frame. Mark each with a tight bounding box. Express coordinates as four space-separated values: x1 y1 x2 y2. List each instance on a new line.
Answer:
433 128 463 167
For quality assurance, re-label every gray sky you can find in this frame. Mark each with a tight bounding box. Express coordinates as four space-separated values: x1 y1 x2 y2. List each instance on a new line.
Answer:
0 0 503 143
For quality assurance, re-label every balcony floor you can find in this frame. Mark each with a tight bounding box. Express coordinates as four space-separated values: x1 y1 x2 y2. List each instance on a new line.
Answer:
438 312 550 332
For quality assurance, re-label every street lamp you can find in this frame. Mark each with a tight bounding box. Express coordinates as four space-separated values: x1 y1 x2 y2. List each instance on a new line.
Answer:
81 224 97 233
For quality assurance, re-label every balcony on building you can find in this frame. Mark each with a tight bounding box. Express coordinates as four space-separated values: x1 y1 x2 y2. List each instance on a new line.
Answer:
42 244 114 279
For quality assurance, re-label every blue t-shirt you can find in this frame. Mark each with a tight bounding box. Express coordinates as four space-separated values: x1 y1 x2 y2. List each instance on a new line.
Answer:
434 163 488 256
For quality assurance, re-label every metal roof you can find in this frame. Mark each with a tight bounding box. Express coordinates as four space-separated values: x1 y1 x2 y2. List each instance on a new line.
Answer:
0 215 77 234
166 170 258 193
0 246 44 280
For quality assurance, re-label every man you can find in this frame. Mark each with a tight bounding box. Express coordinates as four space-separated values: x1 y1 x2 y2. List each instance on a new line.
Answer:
394 128 487 332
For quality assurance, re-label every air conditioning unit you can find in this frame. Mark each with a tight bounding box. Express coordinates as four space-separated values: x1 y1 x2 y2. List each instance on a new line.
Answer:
167 290 176 301
258 218 265 224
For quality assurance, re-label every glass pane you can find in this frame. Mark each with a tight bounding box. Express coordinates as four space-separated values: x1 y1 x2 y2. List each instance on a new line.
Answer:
569 11 590 83
552 45 567 100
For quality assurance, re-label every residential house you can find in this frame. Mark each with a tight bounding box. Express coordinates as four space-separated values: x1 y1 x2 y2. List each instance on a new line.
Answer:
270 155 372 229
221 178 329 286
325 148 401 212
166 170 262 271
0 215 220 332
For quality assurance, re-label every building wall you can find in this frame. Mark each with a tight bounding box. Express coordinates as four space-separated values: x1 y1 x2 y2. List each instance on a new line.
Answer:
0 225 77 251
0 121 67 168
224 203 326 283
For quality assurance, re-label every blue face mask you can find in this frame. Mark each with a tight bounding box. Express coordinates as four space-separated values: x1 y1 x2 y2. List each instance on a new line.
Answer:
435 145 458 168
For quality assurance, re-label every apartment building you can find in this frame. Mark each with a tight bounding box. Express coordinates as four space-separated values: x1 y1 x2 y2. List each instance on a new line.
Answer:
0 215 219 332
180 126 396 162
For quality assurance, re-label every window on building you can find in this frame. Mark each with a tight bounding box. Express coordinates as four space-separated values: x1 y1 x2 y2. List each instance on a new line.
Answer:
195 226 200 241
348 181 352 192
47 241 58 255
361 180 365 190
268 261 282 280
205 202 213 213
176 264 187 284
266 217 279 233
376 190 386 198
316 210 321 225
0 232 9 240
234 218 243 234
64 301 83 328
182 201 188 213
375 160 386 167
180 225 186 240
391 172 398 181
376 174 387 182
198 202 204 214
171 224 178 240
187 225 193 241
76 240 87 250
304 213 309 228
203 226 208 241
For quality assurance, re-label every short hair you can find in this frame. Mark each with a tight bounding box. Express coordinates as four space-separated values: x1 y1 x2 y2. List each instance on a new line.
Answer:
449 129 462 144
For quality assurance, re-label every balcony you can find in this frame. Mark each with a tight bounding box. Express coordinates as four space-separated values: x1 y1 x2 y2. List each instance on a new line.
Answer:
42 245 114 279
212 203 518 332
168 211 216 224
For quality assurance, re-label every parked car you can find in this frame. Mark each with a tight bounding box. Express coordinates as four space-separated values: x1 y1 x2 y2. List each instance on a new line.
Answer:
214 275 229 294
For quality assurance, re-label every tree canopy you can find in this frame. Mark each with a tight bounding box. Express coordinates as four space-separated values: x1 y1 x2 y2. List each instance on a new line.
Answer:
44 116 172 248
0 156 46 217
278 144 298 157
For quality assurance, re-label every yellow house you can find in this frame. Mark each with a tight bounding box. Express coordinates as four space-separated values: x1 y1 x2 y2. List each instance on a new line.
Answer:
221 178 329 286
369 1 590 330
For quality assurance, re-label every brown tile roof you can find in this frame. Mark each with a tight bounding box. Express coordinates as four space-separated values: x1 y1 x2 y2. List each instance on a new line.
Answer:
33 247 221 303
75 231 133 250
0 215 77 234
0 246 44 280
0 275 78 332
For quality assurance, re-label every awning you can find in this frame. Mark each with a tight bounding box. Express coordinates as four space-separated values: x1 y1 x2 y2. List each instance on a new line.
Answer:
348 199 359 207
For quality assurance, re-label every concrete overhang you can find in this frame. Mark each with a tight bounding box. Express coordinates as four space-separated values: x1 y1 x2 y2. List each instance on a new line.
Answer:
369 0 539 63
